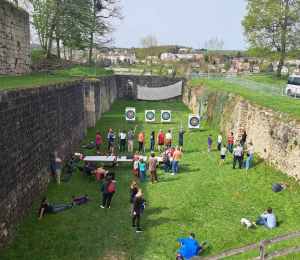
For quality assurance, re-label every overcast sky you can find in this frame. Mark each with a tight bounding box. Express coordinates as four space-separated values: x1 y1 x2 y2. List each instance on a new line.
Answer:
112 0 247 50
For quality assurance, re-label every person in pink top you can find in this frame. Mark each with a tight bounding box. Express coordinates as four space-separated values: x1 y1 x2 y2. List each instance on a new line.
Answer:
96 132 102 154
138 131 145 152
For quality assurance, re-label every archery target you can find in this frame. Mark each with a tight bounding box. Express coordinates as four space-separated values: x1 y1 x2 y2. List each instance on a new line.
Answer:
125 108 136 121
145 110 155 122
161 110 171 123
188 115 200 129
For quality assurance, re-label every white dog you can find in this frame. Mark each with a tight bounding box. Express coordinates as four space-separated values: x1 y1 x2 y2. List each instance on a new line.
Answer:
241 218 256 229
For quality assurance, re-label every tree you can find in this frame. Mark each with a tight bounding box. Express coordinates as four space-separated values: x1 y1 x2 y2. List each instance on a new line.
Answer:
242 0 300 77
237 51 241 58
260 62 270 73
267 63 274 74
244 58 248 63
224 62 231 71
203 37 224 62
139 34 159 75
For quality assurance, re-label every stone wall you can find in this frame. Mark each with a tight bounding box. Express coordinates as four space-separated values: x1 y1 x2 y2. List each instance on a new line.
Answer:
116 75 185 102
0 0 31 76
183 83 300 181
0 81 87 244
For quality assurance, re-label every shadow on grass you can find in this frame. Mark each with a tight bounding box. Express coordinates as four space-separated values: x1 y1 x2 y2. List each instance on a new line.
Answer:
148 217 172 228
146 207 169 215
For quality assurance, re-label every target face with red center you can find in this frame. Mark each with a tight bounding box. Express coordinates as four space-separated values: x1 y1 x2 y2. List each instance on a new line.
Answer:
146 111 155 120
161 110 171 122
188 115 200 128
126 110 135 119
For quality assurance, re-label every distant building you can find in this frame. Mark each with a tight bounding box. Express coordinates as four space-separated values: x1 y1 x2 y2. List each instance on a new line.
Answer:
97 53 136 64
161 53 177 60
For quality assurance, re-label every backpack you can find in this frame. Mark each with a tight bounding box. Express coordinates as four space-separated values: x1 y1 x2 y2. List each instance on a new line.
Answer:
134 160 139 170
272 183 282 193
108 182 115 193
162 152 169 163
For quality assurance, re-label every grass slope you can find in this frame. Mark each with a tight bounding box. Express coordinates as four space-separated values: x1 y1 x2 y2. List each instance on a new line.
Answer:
189 79 300 119
1 99 300 260
242 75 288 85
0 74 77 90
51 66 114 77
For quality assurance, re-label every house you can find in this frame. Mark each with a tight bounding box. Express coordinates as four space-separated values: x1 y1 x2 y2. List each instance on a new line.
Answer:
227 68 238 77
253 64 260 73
97 52 136 64
214 58 221 64
178 48 189 53
281 66 289 73
161 53 177 60
242 70 252 76
243 63 250 69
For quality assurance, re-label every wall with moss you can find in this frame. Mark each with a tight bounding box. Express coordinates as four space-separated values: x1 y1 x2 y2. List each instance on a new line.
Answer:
184 82 300 181
0 0 31 76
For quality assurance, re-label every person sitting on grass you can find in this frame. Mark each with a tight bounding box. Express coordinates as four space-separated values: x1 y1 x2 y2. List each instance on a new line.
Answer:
254 206 276 229
83 162 96 176
39 196 75 220
176 232 200 259
95 163 116 182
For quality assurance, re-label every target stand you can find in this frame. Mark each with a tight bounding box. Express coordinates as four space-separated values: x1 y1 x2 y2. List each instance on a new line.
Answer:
161 110 171 124
125 107 136 124
145 110 155 123
188 114 200 131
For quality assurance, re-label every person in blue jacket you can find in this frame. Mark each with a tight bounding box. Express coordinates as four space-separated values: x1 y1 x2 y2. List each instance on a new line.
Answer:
176 232 199 259
207 134 213 152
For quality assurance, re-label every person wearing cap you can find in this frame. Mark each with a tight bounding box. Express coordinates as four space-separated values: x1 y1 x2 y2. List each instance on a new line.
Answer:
176 232 200 259
254 206 276 229
166 130 172 149
157 129 165 152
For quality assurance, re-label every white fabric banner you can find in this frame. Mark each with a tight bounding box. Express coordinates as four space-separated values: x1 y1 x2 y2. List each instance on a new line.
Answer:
137 81 182 100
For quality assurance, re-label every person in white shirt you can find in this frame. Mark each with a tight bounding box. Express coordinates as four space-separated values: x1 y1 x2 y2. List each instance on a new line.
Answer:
220 144 227 165
254 206 276 229
244 142 254 170
119 130 126 152
165 130 172 149
218 133 223 151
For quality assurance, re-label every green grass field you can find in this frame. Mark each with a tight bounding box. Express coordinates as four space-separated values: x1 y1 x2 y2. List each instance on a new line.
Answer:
1 99 300 260
51 66 114 77
189 79 300 119
242 75 288 85
0 74 77 90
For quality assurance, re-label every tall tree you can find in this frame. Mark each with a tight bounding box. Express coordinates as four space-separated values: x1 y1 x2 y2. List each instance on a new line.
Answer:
242 0 300 77
203 37 224 63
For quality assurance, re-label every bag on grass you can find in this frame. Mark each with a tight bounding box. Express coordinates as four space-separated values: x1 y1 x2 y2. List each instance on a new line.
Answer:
272 183 282 193
73 194 95 206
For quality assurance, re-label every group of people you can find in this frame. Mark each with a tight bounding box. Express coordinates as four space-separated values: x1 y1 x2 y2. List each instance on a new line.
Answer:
208 130 254 170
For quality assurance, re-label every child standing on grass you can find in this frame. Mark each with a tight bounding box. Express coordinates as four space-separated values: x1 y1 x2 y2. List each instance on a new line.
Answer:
138 158 147 183
220 144 227 165
207 134 212 152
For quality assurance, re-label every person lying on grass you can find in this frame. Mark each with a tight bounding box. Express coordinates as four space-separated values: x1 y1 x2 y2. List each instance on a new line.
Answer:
176 232 200 259
95 163 116 182
39 196 75 220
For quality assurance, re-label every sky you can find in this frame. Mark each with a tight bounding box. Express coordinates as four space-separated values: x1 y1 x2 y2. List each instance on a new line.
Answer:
112 0 247 50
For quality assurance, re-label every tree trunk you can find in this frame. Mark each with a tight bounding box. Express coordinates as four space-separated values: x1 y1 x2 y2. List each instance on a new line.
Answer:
45 22 56 59
63 45 66 59
56 38 60 58
70 49 73 62
89 32 93 64
277 59 284 77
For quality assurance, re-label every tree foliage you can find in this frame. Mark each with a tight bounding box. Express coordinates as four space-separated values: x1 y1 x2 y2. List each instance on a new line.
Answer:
242 0 300 77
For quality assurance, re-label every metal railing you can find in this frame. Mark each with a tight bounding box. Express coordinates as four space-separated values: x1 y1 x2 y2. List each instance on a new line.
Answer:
186 73 300 98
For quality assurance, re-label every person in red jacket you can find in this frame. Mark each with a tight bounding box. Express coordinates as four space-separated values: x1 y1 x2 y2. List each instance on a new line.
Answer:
157 129 165 152
227 132 234 154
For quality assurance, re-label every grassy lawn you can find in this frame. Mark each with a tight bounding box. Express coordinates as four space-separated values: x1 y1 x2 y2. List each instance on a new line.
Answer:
242 75 288 85
189 79 300 118
0 74 77 90
51 66 114 77
1 99 300 260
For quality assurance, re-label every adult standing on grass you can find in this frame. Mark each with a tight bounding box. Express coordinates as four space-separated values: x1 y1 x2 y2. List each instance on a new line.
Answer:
233 143 243 169
39 196 75 220
132 189 144 233
150 130 155 152
254 206 276 229
157 129 165 152
220 144 227 165
244 142 254 170
128 128 135 153
162 148 171 174
240 130 247 149
138 158 147 183
227 132 234 154
166 130 172 149
171 147 181 175
107 128 112 151
109 131 116 155
130 181 138 217
100 176 116 209
179 129 186 152
218 133 223 151
119 129 126 152
51 152 62 184
207 134 213 152
138 130 145 152
148 153 158 184
96 132 102 154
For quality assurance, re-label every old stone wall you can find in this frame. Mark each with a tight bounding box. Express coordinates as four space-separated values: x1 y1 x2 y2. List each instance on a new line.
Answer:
0 81 87 243
0 0 31 76
99 76 118 113
183 83 300 180
116 75 185 102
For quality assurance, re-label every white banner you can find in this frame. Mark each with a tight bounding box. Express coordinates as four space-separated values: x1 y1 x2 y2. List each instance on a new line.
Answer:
137 81 182 100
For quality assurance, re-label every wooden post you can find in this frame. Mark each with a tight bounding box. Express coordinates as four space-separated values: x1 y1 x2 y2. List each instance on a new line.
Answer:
259 245 265 260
